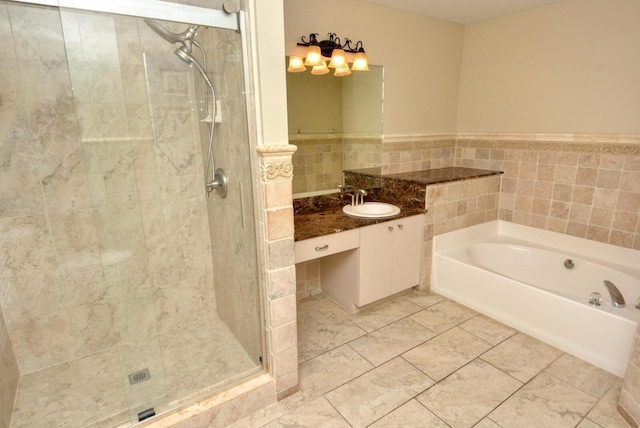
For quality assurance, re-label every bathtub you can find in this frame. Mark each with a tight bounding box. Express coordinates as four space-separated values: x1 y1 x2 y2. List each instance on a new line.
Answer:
432 220 640 377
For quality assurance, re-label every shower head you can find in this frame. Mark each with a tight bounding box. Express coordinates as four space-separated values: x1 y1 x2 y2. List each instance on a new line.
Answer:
175 46 214 91
144 18 199 53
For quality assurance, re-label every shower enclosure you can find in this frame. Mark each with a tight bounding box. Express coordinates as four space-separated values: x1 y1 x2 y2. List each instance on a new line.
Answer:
0 0 264 426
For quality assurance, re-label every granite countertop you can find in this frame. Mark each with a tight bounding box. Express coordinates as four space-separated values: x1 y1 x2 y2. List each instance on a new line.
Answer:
294 205 426 242
294 166 502 242
346 166 502 186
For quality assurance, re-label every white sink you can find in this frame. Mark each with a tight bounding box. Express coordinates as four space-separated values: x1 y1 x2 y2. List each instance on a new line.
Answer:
343 202 401 219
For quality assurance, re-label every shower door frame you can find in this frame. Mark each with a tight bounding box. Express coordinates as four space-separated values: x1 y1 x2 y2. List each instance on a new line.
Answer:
9 0 239 30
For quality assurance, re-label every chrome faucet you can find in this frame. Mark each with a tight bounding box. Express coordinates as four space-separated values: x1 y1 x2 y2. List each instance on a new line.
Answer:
353 189 367 206
603 280 626 308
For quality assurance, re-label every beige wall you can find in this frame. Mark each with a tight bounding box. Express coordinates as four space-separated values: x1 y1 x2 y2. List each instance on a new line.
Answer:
253 0 290 145
457 0 640 134
283 0 464 135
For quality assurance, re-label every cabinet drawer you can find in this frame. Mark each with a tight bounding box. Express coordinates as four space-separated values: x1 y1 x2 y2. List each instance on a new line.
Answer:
295 229 359 263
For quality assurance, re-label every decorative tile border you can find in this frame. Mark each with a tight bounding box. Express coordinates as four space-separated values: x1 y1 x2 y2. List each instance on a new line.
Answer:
257 144 297 182
456 132 640 144
457 139 640 155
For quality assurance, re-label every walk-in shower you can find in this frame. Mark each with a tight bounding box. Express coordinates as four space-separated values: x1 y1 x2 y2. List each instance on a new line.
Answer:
0 0 264 426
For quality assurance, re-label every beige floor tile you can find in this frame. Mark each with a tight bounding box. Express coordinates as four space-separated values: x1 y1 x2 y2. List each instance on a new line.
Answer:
585 381 631 428
402 327 492 381
474 418 502 428
409 300 476 333
458 314 516 345
576 418 605 427
348 318 437 366
489 372 597 428
297 297 366 362
227 402 290 428
403 290 446 309
368 399 449 427
544 353 620 399
351 297 423 333
417 359 523 427
325 357 434 428
287 345 373 409
263 397 350 428
481 332 563 382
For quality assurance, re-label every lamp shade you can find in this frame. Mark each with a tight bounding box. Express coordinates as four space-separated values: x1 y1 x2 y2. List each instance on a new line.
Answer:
351 51 369 71
311 61 329 75
334 64 351 77
304 45 322 66
328 48 346 68
287 56 306 72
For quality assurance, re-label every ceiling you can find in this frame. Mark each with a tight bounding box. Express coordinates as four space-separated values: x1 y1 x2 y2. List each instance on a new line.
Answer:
358 0 564 24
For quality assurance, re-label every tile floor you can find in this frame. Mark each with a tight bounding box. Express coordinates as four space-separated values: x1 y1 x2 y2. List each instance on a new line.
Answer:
232 291 631 427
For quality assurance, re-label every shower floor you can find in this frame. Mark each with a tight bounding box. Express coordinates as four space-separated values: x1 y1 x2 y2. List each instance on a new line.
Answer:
9 315 259 428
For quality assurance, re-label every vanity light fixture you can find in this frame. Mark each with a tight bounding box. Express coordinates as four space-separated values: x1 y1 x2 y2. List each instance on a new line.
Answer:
288 32 369 76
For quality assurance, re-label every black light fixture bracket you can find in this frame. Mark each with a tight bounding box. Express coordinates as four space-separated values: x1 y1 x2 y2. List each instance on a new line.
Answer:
297 33 365 58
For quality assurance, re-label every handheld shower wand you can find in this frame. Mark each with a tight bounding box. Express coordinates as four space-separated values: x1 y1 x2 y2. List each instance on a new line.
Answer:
143 18 227 198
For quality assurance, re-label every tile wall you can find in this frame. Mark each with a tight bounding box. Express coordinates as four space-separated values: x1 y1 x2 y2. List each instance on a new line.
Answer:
258 147 300 400
343 136 382 171
381 137 456 174
291 137 343 194
421 175 501 287
294 133 640 292
0 306 18 428
456 135 640 249
290 135 383 195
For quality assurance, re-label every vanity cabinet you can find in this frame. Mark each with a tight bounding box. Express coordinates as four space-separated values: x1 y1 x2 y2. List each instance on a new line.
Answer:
295 214 424 311
358 215 423 306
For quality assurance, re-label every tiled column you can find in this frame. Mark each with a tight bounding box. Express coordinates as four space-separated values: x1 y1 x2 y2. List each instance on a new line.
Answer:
619 324 640 427
257 145 300 400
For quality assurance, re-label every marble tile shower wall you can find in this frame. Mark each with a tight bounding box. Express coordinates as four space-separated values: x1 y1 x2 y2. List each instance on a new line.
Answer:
0 4 259 425
456 137 640 249
0 306 19 428
196 25 263 368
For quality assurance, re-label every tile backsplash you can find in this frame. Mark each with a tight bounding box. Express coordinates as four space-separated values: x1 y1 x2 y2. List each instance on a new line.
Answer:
455 135 640 249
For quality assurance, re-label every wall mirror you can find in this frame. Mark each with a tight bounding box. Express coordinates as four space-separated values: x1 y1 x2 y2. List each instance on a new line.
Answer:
285 58 384 198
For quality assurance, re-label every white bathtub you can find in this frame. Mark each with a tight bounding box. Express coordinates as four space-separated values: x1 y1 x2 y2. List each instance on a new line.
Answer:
432 220 640 377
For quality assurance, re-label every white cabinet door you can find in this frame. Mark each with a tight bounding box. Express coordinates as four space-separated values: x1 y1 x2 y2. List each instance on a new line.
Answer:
358 214 424 306
358 221 394 306
391 215 423 293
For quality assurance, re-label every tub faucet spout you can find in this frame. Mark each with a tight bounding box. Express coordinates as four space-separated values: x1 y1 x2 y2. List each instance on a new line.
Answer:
603 280 625 308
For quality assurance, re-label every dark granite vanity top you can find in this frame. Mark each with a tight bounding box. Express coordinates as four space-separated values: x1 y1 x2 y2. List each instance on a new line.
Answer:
346 166 502 186
294 166 502 242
